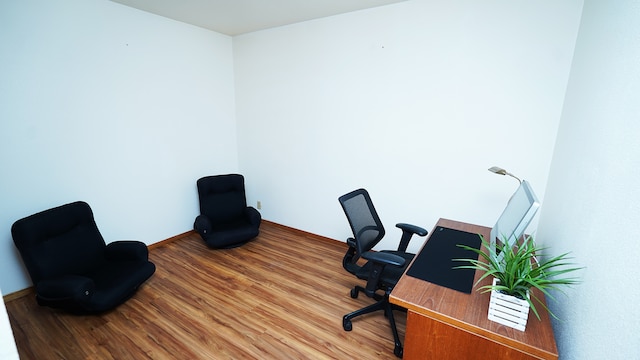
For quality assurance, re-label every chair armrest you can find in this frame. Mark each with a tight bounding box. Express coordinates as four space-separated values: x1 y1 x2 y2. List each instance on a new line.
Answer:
362 251 406 267
361 251 406 297
105 241 149 262
194 214 213 236
396 223 428 252
36 275 95 303
244 207 262 226
396 223 428 237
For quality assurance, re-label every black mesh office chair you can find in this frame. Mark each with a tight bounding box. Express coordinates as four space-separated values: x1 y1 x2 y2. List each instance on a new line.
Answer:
338 189 428 358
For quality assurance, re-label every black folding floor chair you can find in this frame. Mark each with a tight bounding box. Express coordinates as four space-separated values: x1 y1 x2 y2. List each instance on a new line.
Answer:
193 174 261 248
11 201 156 314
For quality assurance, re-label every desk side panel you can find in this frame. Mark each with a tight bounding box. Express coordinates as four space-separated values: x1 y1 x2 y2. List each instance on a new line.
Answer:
404 311 557 360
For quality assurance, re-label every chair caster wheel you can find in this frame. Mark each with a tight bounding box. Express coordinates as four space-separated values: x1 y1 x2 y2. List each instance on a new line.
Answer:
350 288 358 299
343 318 352 331
394 346 403 358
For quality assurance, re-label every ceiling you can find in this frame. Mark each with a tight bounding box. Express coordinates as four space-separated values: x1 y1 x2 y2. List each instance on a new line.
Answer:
110 0 407 36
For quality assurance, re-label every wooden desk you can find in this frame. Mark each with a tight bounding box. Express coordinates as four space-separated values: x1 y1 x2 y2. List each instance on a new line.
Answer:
390 218 558 360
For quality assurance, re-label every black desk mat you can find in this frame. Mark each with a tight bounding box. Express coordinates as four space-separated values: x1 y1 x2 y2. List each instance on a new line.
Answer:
406 226 482 294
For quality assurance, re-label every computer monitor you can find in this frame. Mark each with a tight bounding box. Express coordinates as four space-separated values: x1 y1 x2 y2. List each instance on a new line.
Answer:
489 180 540 262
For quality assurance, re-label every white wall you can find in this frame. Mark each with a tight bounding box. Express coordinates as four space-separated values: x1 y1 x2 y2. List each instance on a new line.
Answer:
0 0 238 294
537 1 640 359
234 0 583 252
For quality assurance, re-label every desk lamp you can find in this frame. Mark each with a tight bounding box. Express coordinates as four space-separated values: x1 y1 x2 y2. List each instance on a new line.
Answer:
488 166 521 184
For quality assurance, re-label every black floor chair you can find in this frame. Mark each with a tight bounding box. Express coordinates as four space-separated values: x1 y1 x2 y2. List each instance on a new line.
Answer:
11 201 156 314
194 174 261 248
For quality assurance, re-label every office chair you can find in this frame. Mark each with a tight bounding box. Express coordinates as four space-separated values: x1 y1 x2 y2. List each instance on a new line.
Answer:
338 189 428 358
194 174 261 248
11 201 156 314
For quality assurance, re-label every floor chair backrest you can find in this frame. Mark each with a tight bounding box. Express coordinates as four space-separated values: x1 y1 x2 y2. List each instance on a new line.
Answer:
11 201 107 284
197 174 247 224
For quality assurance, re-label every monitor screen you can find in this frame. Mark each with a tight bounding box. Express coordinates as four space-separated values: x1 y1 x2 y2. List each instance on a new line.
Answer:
489 180 540 261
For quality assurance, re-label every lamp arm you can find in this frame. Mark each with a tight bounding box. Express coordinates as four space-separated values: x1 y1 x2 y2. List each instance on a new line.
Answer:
505 172 522 184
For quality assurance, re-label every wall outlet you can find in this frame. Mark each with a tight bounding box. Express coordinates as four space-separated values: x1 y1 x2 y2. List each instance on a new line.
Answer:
257 201 262 210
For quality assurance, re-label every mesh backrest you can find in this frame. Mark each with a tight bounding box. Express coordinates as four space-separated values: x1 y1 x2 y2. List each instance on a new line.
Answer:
339 189 385 257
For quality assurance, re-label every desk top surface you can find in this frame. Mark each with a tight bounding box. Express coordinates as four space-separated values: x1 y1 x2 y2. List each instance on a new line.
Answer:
390 218 558 359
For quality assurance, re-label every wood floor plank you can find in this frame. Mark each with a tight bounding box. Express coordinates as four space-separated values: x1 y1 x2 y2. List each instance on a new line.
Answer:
6 221 407 359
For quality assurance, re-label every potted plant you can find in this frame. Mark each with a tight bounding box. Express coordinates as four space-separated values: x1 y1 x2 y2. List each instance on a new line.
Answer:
456 234 582 330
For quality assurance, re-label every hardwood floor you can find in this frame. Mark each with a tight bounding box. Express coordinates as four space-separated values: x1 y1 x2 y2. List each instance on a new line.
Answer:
6 221 406 359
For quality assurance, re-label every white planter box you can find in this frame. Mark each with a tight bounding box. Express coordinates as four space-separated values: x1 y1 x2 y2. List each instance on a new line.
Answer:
487 278 530 331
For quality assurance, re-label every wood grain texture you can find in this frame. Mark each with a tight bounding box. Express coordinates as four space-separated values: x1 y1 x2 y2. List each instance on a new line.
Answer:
404 311 536 360
391 218 558 360
6 221 405 359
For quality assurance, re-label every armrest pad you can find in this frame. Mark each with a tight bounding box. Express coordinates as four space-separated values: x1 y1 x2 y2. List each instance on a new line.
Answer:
396 223 429 252
36 275 95 301
396 223 428 237
105 241 149 262
194 214 212 235
244 207 262 226
362 251 406 267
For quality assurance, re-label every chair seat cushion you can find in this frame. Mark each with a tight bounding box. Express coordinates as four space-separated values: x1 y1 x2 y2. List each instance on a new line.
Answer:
203 219 260 248
82 260 156 313
36 260 156 313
